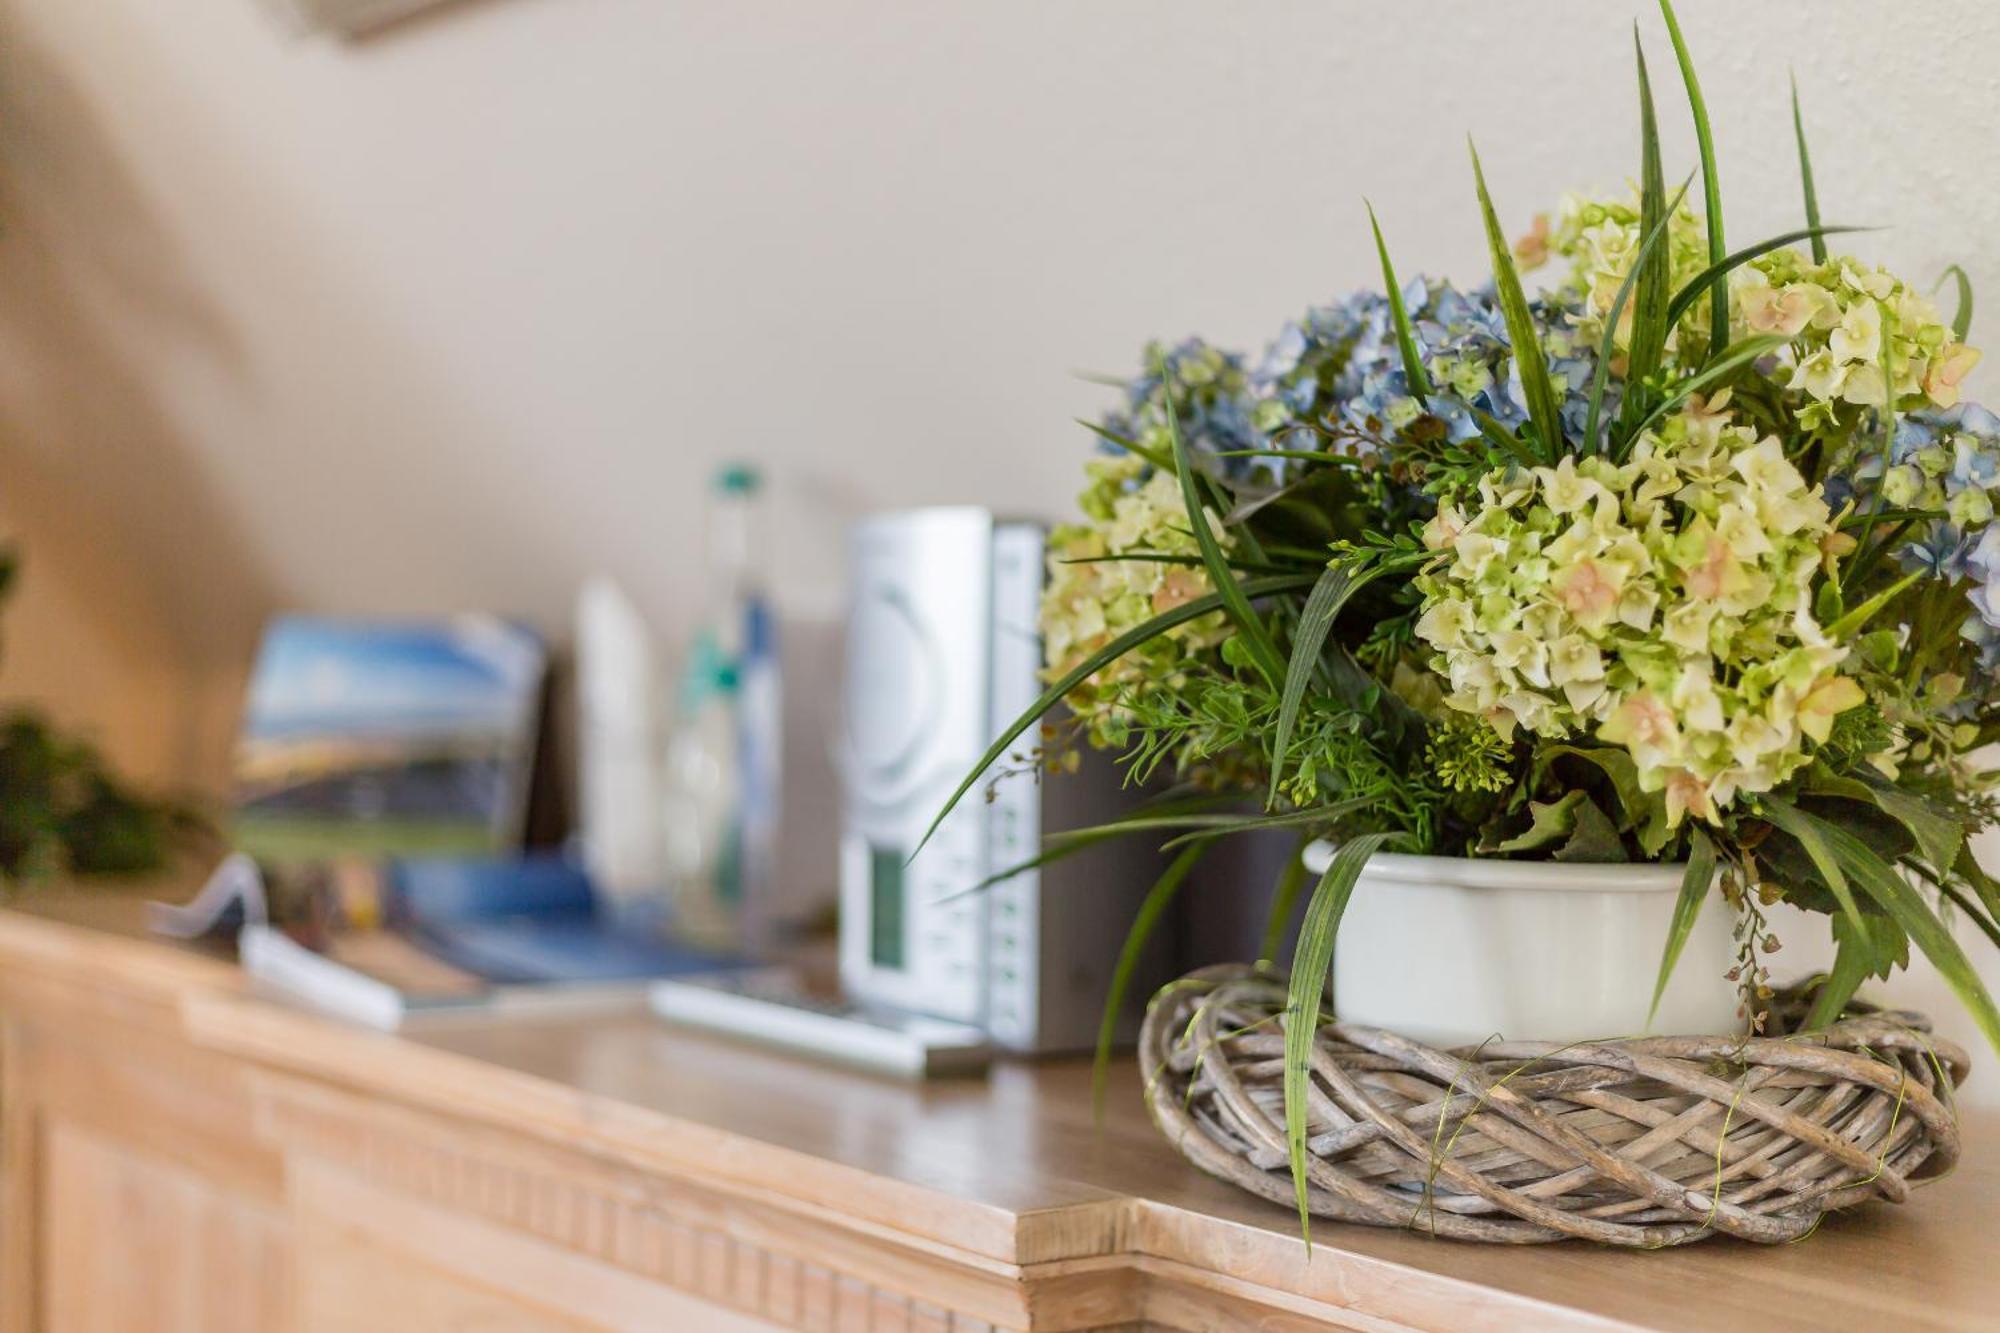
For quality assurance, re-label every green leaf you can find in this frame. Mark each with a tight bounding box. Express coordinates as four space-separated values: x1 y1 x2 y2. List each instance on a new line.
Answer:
1534 743 1671 855
1160 353 1289 690
1489 791 1584 854
1661 225 1871 331
1790 72 1826 264
1468 141 1563 461
1648 827 1716 1025
1283 832 1402 1245
1821 820 2000 1056
1258 836 1313 966
1367 203 1432 404
1658 0 1727 359
1616 29 1672 444
1267 560 1376 808
914 572 1317 856
1555 796 1628 863
1938 264 1975 343
1758 795 1871 946
1092 842 1207 1117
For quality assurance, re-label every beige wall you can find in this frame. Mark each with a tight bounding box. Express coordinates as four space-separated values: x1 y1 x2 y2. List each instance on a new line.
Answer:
3 0 2000 1084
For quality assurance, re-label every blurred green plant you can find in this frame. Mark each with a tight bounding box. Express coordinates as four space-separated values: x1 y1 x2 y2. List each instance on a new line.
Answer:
0 550 202 885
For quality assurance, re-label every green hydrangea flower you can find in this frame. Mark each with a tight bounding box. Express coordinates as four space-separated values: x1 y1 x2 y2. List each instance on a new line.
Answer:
1413 398 1862 826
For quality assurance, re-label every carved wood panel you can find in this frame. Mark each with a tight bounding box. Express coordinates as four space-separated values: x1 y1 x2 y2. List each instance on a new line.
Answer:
41 1121 288 1333
260 1078 1015 1332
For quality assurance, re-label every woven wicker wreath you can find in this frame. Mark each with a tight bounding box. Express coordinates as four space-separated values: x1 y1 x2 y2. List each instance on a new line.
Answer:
1139 964 1968 1246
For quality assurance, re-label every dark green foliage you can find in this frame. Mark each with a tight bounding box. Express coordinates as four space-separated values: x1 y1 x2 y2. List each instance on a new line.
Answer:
0 548 198 885
0 644 197 885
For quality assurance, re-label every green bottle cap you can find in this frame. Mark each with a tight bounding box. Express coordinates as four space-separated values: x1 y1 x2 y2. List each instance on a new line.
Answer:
713 464 761 495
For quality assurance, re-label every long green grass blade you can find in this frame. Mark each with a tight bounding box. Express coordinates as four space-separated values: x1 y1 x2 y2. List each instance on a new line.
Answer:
1075 417 1171 472
1647 827 1716 1025
1932 875 2000 952
915 572 1316 856
1160 354 1289 690
1267 560 1373 808
1835 506 1946 531
1059 551 1291 577
1956 843 2000 930
1848 297 1902 586
1618 29 1672 443
1465 402 1540 469
1158 798 1372 851
1210 447 1366 466
1939 264 1975 342
1808 773 1963 877
1758 795 1870 945
1826 569 1921 637
1790 72 1826 264
1469 141 1563 462
1283 831 1401 1245
933 795 1239 903
1592 173 1695 454
1805 927 1872 1029
1662 225 1869 330
1367 203 1431 404
1822 821 2000 1056
1259 836 1313 965
1659 0 1727 359
1092 842 1207 1116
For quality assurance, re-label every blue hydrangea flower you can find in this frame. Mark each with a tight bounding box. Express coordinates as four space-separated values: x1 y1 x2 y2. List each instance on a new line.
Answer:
1093 337 1271 483
1249 290 1386 449
1849 403 2000 658
1906 523 1973 581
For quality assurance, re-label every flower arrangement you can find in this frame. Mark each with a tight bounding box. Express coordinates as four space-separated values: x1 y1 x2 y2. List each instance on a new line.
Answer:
928 1 2000 1228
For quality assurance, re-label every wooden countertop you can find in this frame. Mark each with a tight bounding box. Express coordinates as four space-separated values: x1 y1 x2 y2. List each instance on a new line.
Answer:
1 892 1992 1331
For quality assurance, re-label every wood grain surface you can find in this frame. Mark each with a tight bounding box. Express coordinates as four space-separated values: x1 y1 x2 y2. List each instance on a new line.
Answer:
0 894 1988 1331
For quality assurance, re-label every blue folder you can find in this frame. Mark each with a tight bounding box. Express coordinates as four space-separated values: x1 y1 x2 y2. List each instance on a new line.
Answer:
388 855 739 985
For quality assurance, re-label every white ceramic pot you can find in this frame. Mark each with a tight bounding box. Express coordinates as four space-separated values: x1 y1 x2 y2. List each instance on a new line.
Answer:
1301 843 1740 1046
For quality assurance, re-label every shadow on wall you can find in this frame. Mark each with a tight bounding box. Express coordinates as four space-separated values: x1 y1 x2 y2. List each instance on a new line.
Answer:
0 19 275 791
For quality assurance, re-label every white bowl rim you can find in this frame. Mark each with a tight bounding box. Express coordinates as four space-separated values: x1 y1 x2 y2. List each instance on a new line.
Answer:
1301 841 1689 894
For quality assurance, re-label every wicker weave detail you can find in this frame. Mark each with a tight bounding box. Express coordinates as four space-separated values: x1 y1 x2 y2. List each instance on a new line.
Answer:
1139 964 1968 1246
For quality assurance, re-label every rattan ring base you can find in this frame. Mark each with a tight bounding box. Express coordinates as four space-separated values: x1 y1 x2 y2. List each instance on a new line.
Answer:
1139 964 1968 1246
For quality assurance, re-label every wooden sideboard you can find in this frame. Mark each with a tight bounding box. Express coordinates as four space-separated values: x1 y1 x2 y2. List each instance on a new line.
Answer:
0 896 1991 1332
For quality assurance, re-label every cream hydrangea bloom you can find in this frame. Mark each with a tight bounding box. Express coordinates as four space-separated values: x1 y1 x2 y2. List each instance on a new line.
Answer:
1413 401 1864 826
1738 249 1977 419
1532 191 1981 421
1534 189 1712 353
1039 456 1232 741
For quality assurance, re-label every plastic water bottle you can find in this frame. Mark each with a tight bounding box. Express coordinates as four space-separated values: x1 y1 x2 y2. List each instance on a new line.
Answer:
661 464 781 951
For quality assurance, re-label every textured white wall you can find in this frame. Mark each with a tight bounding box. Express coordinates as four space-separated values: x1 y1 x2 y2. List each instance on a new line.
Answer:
2 0 1999 1089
